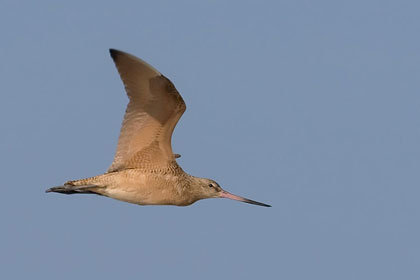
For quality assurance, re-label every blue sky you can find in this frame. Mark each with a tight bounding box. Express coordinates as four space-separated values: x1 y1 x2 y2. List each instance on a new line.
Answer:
1 0 420 279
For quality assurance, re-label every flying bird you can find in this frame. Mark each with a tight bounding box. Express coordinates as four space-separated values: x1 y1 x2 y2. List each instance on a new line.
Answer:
46 49 271 207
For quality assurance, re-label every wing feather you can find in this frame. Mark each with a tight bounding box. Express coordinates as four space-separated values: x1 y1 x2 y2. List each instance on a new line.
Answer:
107 49 186 172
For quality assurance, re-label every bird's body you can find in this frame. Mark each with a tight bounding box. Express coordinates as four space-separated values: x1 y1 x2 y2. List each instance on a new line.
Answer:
65 164 202 206
47 49 270 207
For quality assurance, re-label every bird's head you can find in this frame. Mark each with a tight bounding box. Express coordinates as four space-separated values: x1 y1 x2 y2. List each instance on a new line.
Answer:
194 178 271 207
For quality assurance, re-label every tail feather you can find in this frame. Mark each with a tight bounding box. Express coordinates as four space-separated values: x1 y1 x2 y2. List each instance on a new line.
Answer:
45 184 101 195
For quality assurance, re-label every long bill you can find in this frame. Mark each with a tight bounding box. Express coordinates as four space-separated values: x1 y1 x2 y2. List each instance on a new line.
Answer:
219 190 271 207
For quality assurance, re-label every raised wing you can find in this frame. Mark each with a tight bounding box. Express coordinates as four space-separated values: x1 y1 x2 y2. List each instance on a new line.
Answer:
107 49 186 172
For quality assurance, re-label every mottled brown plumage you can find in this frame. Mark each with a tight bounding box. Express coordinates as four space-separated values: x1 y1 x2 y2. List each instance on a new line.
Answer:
46 49 270 207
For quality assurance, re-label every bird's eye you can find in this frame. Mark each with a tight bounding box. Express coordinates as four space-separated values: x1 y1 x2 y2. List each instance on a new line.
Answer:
208 184 214 188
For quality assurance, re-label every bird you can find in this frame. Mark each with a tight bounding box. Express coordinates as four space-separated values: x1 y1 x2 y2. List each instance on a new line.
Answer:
46 49 271 207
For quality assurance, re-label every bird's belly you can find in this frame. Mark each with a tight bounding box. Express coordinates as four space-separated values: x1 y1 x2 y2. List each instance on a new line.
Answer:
100 172 185 206
105 186 175 205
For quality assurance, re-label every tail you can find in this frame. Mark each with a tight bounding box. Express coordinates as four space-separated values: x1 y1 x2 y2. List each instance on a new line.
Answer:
45 184 102 195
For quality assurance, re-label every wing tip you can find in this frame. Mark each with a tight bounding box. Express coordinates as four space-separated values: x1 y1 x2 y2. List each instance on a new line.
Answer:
108 48 161 75
109 48 122 60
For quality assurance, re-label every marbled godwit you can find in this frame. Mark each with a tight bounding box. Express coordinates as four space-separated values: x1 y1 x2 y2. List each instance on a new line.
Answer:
46 49 271 207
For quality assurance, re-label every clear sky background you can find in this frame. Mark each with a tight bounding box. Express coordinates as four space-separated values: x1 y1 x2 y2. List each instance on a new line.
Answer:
1 0 419 279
